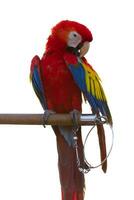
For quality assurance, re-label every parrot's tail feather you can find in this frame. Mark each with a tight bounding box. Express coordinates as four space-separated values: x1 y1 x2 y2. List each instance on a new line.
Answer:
97 124 107 173
62 191 84 200
52 126 85 200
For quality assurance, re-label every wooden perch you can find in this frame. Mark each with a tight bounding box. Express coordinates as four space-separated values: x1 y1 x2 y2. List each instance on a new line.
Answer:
0 113 106 126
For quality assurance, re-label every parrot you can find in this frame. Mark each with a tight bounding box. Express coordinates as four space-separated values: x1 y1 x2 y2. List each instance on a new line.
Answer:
30 20 112 200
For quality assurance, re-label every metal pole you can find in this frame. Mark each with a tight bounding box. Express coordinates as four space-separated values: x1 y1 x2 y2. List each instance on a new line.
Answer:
0 113 105 126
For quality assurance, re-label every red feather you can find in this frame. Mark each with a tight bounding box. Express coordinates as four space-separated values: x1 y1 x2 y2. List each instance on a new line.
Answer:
40 50 82 113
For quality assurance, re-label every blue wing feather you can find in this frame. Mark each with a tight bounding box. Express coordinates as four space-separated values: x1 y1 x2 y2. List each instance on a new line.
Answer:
69 64 100 113
68 64 87 92
31 65 47 110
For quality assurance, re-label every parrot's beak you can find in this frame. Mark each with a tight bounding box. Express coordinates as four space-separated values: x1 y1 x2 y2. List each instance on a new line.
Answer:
80 42 90 58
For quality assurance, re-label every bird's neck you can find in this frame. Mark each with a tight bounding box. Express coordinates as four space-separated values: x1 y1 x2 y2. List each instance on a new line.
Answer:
45 35 66 55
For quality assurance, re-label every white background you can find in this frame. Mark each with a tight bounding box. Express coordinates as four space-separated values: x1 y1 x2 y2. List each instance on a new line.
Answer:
0 0 133 199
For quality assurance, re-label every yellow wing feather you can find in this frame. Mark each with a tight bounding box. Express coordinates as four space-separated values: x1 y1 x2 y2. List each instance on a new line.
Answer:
85 70 90 92
82 62 107 102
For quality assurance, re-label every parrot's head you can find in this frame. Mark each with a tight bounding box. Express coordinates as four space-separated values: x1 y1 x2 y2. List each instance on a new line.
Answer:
46 20 93 57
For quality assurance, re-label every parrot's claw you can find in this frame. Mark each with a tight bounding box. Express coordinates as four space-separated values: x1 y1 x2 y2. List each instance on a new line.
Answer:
70 109 81 132
43 110 56 127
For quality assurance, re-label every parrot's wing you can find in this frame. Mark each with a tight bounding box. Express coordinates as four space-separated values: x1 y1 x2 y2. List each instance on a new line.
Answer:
64 53 112 125
30 56 47 110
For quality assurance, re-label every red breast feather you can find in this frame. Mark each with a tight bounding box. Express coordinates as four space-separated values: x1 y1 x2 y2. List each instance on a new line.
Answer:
40 52 82 113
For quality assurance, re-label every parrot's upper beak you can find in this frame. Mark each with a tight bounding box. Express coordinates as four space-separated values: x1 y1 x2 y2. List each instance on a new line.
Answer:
80 41 90 58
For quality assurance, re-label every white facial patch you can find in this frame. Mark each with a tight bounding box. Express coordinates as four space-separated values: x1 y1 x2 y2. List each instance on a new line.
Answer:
67 31 82 48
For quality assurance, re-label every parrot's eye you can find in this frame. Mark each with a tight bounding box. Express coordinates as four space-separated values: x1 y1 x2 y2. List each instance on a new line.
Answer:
67 31 82 48
73 33 77 37
69 31 80 40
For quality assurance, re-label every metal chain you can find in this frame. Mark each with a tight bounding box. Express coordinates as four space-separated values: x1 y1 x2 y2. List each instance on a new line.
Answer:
72 116 114 174
72 127 92 174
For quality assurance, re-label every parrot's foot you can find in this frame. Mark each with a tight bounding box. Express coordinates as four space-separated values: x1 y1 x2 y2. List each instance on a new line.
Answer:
70 109 81 131
43 110 56 127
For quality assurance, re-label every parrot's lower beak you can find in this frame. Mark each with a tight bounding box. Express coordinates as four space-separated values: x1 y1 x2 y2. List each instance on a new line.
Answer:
80 42 90 58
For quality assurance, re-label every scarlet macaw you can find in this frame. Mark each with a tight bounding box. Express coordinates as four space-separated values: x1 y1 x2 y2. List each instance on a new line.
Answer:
30 20 112 200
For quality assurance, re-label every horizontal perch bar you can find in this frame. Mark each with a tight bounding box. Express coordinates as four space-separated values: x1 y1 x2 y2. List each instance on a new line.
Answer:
0 113 106 126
